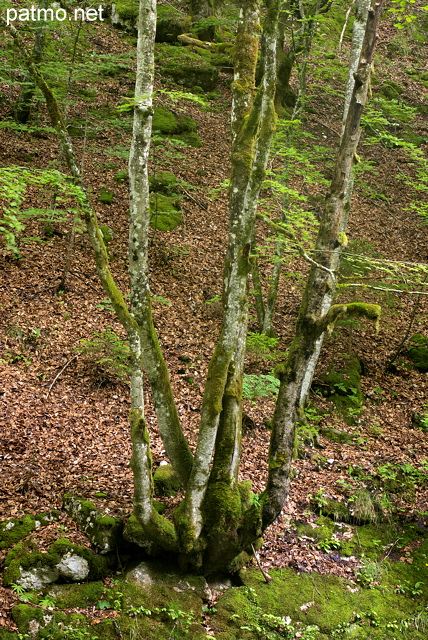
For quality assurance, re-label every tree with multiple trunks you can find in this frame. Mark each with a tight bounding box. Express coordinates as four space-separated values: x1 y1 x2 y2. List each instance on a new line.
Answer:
1 0 384 575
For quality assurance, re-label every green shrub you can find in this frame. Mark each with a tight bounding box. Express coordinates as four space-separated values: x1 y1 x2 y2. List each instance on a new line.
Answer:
242 373 280 402
75 328 131 381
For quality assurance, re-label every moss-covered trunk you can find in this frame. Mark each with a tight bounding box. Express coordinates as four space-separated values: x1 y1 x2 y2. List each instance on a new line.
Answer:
173 0 280 574
262 0 385 529
14 1 47 124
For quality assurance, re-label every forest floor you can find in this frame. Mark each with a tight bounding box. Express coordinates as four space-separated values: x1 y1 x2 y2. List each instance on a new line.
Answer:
0 8 428 632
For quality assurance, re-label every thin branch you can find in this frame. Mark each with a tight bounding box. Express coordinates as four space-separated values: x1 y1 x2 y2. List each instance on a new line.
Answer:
338 283 428 296
46 355 78 400
298 249 336 280
251 544 273 583
338 0 356 52
182 188 209 212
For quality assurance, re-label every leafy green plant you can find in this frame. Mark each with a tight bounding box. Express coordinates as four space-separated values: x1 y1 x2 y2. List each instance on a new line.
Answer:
0 166 84 256
74 328 131 381
246 332 279 354
317 537 341 552
11 583 26 595
355 558 385 588
242 373 280 402
127 604 194 638
304 405 323 423
308 488 329 514
61 627 95 640
395 580 424 597
39 593 56 608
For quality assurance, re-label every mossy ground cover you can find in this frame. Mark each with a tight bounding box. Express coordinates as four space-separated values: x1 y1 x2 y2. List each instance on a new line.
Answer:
0 512 59 550
5 521 427 640
155 43 219 91
211 556 428 639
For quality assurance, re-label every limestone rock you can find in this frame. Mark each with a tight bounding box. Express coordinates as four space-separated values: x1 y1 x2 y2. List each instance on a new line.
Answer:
63 494 123 554
56 553 90 581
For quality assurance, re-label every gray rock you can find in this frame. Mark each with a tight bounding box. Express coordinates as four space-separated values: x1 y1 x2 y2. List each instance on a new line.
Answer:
127 560 212 601
18 566 60 590
56 553 90 581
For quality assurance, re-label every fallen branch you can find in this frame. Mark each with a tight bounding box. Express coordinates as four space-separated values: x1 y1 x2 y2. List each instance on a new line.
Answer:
182 188 209 212
251 543 273 583
46 355 78 400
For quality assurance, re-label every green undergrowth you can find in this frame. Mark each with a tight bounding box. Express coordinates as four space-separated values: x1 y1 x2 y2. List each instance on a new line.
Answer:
314 356 364 424
5 521 427 640
155 43 219 91
211 524 428 639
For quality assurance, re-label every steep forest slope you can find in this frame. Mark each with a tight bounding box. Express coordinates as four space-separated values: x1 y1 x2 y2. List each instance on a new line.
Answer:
0 1 427 636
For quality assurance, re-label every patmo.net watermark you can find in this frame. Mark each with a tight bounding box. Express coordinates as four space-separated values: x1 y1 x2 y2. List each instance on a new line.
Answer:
5 3 105 26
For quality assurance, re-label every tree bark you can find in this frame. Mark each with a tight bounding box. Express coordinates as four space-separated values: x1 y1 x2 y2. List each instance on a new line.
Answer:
262 0 385 530
14 1 47 124
298 0 373 406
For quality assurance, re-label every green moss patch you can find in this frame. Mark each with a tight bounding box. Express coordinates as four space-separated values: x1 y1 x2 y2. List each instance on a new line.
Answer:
149 170 179 195
149 194 182 231
153 464 181 497
11 604 103 639
156 5 191 43
50 538 113 580
406 334 428 372
4 537 113 589
0 511 59 550
0 515 37 551
46 581 105 608
152 106 202 148
62 494 123 553
155 43 219 92
208 559 428 639
4 539 60 588
98 188 114 204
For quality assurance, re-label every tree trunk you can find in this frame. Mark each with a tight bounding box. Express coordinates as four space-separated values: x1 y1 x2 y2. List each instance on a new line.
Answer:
14 1 48 124
262 0 384 529
176 0 281 574
191 0 213 21
298 0 373 407
260 2 318 337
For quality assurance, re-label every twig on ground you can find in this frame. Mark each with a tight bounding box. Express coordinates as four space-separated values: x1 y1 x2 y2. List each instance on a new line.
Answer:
251 544 273 583
46 355 78 400
182 189 209 212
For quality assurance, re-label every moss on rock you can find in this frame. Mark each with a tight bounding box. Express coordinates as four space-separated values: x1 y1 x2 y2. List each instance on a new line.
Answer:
152 106 202 148
155 43 219 91
149 171 179 195
0 511 59 551
406 334 428 372
4 539 60 588
149 193 182 231
156 5 192 43
45 581 105 608
49 538 113 580
0 515 36 551
12 604 90 638
4 537 113 589
62 494 123 554
153 464 181 497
